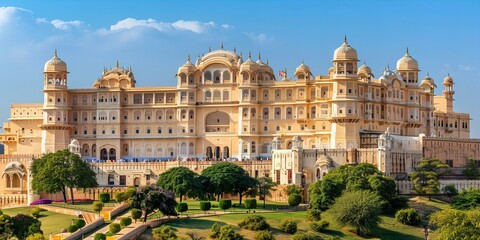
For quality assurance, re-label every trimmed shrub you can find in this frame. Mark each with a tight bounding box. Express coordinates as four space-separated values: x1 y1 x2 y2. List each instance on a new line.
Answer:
280 219 297 234
73 219 86 228
238 215 270 231
310 220 329 233
176 202 188 214
67 225 79 233
292 232 318 240
245 199 257 210
255 230 275 240
395 208 421 226
307 208 322 221
92 201 103 212
443 184 458 197
130 208 142 223
288 194 302 207
115 192 125 203
152 226 177 239
99 192 110 203
200 201 211 212
120 217 132 227
30 207 42 218
109 223 121 234
218 225 242 240
219 199 232 211
94 233 106 240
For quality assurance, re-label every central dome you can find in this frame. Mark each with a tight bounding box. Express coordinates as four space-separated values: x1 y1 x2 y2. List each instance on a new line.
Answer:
396 48 418 71
333 37 358 60
44 50 67 72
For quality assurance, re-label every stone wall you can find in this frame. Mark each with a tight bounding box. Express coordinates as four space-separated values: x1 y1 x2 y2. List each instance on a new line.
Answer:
396 179 480 194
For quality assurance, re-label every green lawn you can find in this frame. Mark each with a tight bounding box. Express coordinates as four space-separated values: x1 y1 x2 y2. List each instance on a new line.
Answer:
1 207 73 236
141 197 451 240
51 200 118 213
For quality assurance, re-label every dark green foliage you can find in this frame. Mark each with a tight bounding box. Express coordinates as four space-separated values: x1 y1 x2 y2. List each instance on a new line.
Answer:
120 217 132 227
94 233 106 240
92 201 103 212
463 158 480 179
244 199 257 210
115 192 126 203
12 214 42 239
292 232 319 240
31 149 98 204
238 215 270 231
67 224 79 233
452 188 480 210
124 187 136 199
310 220 329 233
279 219 297 234
73 219 86 228
307 208 322 221
99 192 110 203
217 225 242 240
409 157 449 199
176 202 188 213
210 223 221 239
131 185 177 222
130 208 142 222
218 199 232 210
109 223 121 234
200 201 211 212
430 209 480 239
0 213 14 239
157 166 202 201
152 226 177 240
30 207 42 218
288 193 302 206
284 185 303 196
395 208 421 226
389 196 409 211
329 190 381 237
255 230 274 240
257 177 277 208
443 184 458 197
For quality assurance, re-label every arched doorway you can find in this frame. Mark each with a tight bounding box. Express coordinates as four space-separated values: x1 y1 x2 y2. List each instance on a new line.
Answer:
100 148 108 160
109 148 116 160
206 146 213 159
205 111 230 132
134 177 140 187
223 146 230 158
215 146 221 160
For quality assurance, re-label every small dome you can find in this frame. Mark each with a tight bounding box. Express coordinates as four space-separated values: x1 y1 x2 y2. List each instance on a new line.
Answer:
333 37 357 60
295 62 310 73
420 73 436 88
396 48 418 71
378 66 403 84
178 55 196 73
240 52 258 72
358 62 372 76
44 50 67 72
443 74 454 85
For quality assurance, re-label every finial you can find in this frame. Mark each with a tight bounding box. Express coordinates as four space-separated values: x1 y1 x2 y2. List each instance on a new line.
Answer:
406 47 410 56
363 60 366 65
248 51 251 59
54 49 58 58
233 47 236 53
447 73 450 76
187 54 191 62
116 60 119 68
266 59 269 65
387 64 390 70
221 42 224 50
344 35 347 43
208 47 211 52
240 51 243 57
258 52 261 60
129 65 132 71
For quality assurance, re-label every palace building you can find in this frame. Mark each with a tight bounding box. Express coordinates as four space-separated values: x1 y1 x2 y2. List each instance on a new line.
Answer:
0 38 474 204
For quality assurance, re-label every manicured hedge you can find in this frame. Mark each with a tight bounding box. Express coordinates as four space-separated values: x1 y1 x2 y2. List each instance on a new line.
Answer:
219 199 232 210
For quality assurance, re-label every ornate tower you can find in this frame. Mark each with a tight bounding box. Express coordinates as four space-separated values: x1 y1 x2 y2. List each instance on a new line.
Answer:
396 48 420 87
41 50 72 154
443 74 454 112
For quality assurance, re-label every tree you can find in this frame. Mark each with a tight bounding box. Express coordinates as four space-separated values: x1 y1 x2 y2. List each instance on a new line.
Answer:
329 190 382 237
157 167 201 202
409 157 449 200
12 214 42 239
257 177 277 209
130 208 142 223
284 185 303 196
443 184 458 197
288 194 302 207
218 199 232 211
99 192 110 203
244 199 257 211
109 223 121 234
201 162 257 203
0 213 14 240
131 185 177 222
92 201 103 213
395 208 421 226
430 209 480 239
200 201 211 213
153 226 177 240
31 149 98 204
26 233 46 240
176 202 188 215
463 158 480 179
451 188 480 210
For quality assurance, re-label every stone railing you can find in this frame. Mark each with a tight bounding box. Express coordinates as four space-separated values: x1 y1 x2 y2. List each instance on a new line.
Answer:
0 194 28 207
61 217 104 240
396 179 480 194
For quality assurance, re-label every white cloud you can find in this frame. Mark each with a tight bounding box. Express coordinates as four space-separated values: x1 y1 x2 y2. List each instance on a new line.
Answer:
0 6 29 26
106 18 217 34
50 19 83 30
244 32 273 44
459 64 474 71
221 24 233 29
36 18 48 23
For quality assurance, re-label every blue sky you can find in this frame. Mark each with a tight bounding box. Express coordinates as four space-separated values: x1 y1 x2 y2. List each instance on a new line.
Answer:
0 0 479 136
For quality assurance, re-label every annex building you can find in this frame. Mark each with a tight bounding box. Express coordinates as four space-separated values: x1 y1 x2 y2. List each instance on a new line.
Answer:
0 38 476 204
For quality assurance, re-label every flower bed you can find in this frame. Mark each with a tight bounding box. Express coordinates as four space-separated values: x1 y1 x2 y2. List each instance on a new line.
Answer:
30 199 53 205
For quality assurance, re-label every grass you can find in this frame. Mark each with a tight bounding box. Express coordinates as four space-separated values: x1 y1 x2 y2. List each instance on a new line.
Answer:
1 207 73 236
51 200 118 213
140 197 451 240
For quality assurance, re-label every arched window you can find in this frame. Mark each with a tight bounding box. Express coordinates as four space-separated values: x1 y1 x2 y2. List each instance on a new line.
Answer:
180 142 187 155
242 72 249 82
223 146 229 158
204 71 212 82
263 108 269 120
188 74 194 84
286 89 293 100
213 70 221 83
145 111 152 121
180 73 187 83
223 71 230 81
189 110 194 120
223 90 229 101
251 141 256 153
205 91 212 101
243 142 248 153
243 108 249 117
251 108 256 118
213 90 221 100
156 110 163 120
181 110 187 119
274 107 281 119
166 110 174 120
286 107 293 119
189 142 194 155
